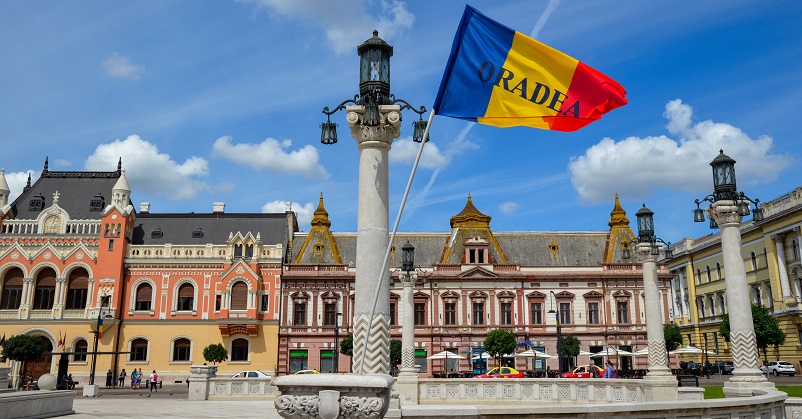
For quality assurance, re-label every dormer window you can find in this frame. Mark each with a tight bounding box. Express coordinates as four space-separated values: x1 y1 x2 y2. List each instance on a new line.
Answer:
89 194 105 211
29 193 45 211
192 227 204 239
151 226 163 239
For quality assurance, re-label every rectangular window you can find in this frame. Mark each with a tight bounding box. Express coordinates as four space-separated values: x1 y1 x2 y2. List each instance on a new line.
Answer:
324 303 337 326
414 302 426 325
215 295 221 312
587 302 600 324
559 302 571 325
414 349 427 373
530 302 542 325
65 289 87 310
131 345 148 361
173 344 191 362
108 240 114 251
320 350 334 373
234 244 243 258
245 244 254 258
260 294 269 312
617 301 629 323
33 287 55 310
390 302 396 326
1 286 23 309
293 302 307 325
289 350 308 373
500 302 512 325
444 302 456 325
473 302 485 325
178 296 193 311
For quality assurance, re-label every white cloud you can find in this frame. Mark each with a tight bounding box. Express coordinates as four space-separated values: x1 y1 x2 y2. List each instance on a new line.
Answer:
3 170 38 204
499 201 519 214
212 136 329 179
569 100 794 203
261 200 315 227
102 53 145 80
240 0 415 55
85 135 210 199
52 159 71 168
390 138 448 169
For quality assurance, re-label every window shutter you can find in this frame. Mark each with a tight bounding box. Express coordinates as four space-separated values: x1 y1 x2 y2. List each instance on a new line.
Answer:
179 284 194 298
137 284 153 302
69 270 89 289
231 282 248 310
4 268 24 287
37 269 57 287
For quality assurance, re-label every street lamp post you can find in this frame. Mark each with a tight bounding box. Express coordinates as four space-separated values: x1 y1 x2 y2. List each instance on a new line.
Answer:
692 149 771 397
333 312 342 373
397 241 420 404
84 295 116 397
320 31 427 375
548 291 563 373
625 204 676 400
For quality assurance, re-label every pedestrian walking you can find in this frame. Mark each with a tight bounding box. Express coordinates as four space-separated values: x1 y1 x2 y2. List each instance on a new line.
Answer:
119 369 126 388
149 370 158 392
603 361 618 378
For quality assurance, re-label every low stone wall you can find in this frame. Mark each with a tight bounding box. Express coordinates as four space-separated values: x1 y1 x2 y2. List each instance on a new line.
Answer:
402 388 788 418
207 378 279 400
0 390 75 419
785 396 802 418
418 378 646 404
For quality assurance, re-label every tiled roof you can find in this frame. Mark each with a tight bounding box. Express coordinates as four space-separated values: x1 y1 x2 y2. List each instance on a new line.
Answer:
132 213 290 246
9 170 124 221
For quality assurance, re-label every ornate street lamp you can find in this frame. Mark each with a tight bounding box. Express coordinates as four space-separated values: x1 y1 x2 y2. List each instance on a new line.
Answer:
622 204 672 260
691 149 769 396
317 30 429 377
548 291 564 373
693 150 763 226
87 295 116 390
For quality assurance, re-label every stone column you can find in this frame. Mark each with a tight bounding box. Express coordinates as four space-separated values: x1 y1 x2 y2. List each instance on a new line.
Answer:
670 275 680 320
677 270 689 320
397 271 419 404
188 365 217 401
637 243 676 401
709 201 772 397
347 104 401 375
772 234 792 302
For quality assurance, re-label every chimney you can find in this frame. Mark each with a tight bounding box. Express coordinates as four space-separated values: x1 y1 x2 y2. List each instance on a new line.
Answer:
140 202 150 214
213 202 225 214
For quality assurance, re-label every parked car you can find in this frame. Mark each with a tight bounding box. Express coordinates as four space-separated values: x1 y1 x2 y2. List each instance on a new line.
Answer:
760 361 796 376
294 369 321 375
232 370 272 379
473 367 524 379
708 361 734 375
679 361 701 376
561 365 604 378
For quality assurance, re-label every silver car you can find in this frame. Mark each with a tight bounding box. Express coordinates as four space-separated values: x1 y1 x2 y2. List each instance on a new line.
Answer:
760 361 796 377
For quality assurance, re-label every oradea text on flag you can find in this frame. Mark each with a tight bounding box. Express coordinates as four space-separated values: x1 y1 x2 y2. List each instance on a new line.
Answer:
434 5 627 132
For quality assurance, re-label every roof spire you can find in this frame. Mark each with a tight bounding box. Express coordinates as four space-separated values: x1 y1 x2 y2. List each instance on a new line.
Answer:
608 193 630 227
311 193 331 227
23 173 32 192
43 156 49 174
117 157 122 174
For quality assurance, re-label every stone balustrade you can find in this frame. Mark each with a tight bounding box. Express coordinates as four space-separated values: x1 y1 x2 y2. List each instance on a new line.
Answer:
207 378 279 400
418 378 645 404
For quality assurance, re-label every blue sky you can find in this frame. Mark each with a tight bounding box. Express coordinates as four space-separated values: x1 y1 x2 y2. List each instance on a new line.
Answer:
1 0 800 245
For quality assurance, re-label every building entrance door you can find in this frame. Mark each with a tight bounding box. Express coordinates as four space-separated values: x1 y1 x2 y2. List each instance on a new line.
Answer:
22 336 53 383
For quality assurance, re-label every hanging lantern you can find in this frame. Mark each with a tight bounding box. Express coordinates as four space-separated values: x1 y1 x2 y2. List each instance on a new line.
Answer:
635 204 654 242
710 150 737 201
358 30 392 105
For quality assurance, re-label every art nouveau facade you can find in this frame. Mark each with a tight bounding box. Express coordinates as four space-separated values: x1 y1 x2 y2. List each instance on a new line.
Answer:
0 161 297 386
278 194 673 377
667 185 802 365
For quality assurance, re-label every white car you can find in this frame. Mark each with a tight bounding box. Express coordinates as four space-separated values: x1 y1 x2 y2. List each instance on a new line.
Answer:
760 361 796 377
232 370 273 379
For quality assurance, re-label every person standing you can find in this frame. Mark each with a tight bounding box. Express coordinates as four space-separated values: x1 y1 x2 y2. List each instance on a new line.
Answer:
105 369 114 388
136 369 142 389
604 361 617 378
149 370 158 392
119 369 126 388
131 369 137 389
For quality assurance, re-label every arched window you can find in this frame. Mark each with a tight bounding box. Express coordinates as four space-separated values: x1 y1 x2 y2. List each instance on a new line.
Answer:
135 283 153 311
715 262 722 281
74 339 88 362
231 338 248 361
706 266 712 282
177 283 194 311
33 268 57 310
230 281 248 311
750 252 757 271
65 268 89 310
0 267 24 310
696 269 702 285
172 338 191 362
130 338 148 361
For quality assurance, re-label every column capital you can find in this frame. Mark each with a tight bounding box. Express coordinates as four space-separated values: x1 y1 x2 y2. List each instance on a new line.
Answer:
772 233 785 243
635 242 657 263
346 105 402 150
707 200 743 227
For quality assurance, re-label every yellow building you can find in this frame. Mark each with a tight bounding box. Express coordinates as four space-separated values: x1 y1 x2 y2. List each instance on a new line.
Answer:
668 185 802 367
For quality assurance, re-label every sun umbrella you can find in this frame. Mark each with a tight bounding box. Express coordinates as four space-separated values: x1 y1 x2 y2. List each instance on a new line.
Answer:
471 353 491 360
514 349 554 359
578 350 594 356
669 345 716 355
427 350 466 359
633 348 650 356
590 347 634 357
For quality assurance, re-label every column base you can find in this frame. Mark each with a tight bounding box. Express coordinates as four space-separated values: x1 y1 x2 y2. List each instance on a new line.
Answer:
397 371 419 405
641 374 678 401
723 380 775 397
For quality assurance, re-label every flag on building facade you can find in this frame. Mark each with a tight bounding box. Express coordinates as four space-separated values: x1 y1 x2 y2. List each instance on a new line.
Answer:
0 334 5 346
57 330 63 348
97 318 104 339
61 331 67 350
433 5 627 131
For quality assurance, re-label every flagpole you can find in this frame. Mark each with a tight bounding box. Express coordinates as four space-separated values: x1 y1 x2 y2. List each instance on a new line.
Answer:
357 110 435 375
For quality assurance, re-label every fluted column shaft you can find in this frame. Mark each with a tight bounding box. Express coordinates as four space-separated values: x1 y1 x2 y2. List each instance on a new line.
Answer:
637 243 670 376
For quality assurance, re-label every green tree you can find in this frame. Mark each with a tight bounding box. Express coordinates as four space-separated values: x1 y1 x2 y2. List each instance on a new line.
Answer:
483 329 517 367
202 343 228 365
719 304 786 364
389 339 402 374
340 333 353 357
1 334 47 385
664 324 683 353
561 335 580 369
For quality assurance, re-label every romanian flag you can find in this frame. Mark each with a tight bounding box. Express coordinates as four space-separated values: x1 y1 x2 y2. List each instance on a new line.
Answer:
97 318 104 339
57 331 63 348
61 331 67 350
433 5 627 131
